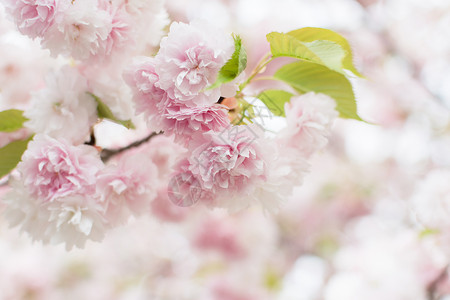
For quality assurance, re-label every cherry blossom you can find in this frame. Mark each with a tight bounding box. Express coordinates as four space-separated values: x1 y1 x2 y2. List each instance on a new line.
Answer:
42 0 112 60
2 0 58 38
155 21 234 107
5 134 107 250
24 66 97 144
279 92 338 158
96 153 158 225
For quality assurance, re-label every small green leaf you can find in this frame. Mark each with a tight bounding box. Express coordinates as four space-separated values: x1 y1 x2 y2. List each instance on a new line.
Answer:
209 34 247 90
419 228 440 238
0 136 33 178
0 109 28 132
287 27 363 77
274 60 361 120
89 93 135 129
257 89 293 117
264 268 282 291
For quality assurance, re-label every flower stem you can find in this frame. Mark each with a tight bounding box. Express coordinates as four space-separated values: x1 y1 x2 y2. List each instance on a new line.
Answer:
238 52 273 92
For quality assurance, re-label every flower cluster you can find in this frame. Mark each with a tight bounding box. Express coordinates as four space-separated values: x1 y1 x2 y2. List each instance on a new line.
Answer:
1 0 168 61
4 1 450 299
0 0 172 250
3 134 160 250
2 8 339 249
124 21 234 142
125 21 339 212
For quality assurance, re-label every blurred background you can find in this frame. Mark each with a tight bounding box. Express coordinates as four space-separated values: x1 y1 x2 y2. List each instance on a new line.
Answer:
1 0 450 299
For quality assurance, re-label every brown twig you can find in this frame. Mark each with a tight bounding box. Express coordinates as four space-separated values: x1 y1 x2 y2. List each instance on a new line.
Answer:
85 131 96 146
427 265 448 300
100 131 163 162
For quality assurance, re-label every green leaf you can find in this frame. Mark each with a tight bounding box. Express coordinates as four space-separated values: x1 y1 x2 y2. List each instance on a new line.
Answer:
287 27 363 77
419 228 440 238
302 40 347 73
89 93 135 129
209 34 247 90
257 89 293 117
264 268 282 291
0 136 33 178
267 32 349 74
274 60 361 120
266 32 322 64
0 109 28 132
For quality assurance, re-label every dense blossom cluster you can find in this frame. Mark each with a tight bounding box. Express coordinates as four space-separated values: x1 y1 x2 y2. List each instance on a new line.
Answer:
324 225 447 300
2 0 450 299
1 0 167 61
0 1 339 250
4 135 108 249
124 21 338 211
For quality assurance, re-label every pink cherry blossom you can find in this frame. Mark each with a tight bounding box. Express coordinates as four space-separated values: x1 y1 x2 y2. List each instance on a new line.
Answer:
5 134 108 250
253 144 309 212
161 104 230 143
42 0 112 60
83 66 135 122
168 160 213 207
194 217 246 259
124 0 169 49
98 0 132 57
140 134 187 180
209 279 270 300
3 180 110 250
324 226 447 300
96 153 158 225
155 21 234 107
177 125 303 212
0 41 50 107
183 125 270 211
45 193 109 250
410 169 450 232
18 134 103 202
2 0 57 38
167 160 214 207
123 56 168 129
24 66 98 144
124 57 230 139
2 180 52 244
150 188 188 222
189 125 265 189
278 92 338 157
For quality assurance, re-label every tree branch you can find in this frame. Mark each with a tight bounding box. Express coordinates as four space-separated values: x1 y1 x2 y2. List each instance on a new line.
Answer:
85 131 96 146
100 131 163 162
427 265 448 300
